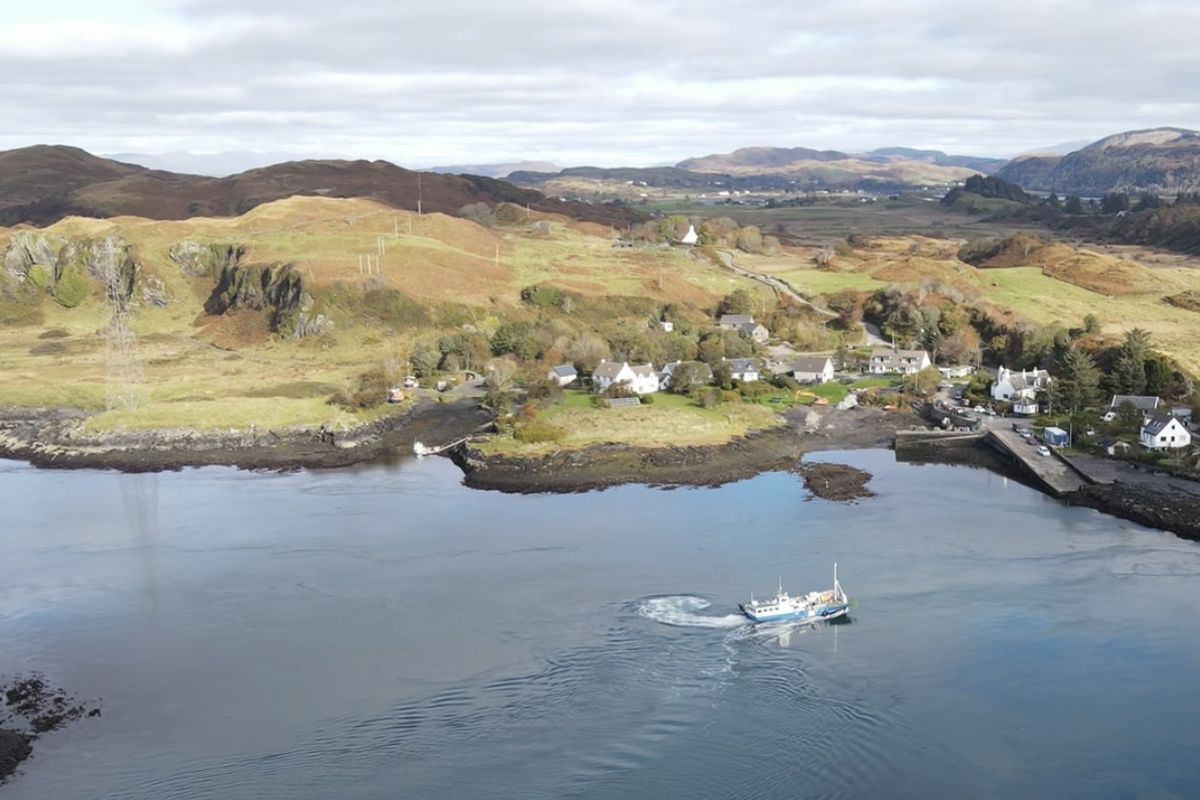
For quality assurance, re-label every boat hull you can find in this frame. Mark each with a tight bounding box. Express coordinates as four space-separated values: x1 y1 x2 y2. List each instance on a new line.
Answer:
739 603 849 624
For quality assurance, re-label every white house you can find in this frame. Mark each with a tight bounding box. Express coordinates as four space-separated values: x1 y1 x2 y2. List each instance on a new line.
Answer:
869 347 931 375
1140 413 1192 450
658 320 674 333
991 366 1051 415
937 365 975 379
547 364 577 387
592 360 660 395
725 358 760 383
680 225 699 245
659 360 712 390
791 356 836 384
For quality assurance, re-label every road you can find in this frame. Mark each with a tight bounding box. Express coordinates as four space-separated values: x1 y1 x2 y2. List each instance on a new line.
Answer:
714 250 836 319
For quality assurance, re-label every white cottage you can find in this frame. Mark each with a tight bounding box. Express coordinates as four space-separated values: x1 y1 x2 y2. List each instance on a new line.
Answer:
592 360 660 395
547 364 578 387
1140 413 1192 450
991 366 1051 415
724 358 760 383
868 347 931 375
791 356 836 384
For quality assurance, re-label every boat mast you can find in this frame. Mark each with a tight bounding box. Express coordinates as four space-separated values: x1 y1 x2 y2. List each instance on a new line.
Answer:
834 562 840 601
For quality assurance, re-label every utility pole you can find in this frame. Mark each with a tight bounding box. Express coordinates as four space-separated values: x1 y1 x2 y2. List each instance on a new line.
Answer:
417 173 423 216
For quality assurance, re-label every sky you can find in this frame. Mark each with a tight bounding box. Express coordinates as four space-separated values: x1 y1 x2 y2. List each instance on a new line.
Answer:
4 0 1200 171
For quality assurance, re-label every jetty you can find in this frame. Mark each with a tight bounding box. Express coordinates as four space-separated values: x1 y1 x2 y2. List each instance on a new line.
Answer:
983 428 1088 497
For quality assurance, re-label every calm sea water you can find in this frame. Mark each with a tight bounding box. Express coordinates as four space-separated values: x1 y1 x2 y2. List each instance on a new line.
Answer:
3 451 1199 800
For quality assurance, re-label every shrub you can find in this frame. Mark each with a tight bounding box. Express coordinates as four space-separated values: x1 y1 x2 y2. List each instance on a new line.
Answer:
328 368 388 410
640 392 655 405
52 268 91 308
721 390 742 404
692 387 722 408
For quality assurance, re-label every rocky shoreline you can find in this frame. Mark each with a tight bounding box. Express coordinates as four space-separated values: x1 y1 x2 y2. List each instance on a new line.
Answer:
450 407 917 493
1065 483 1200 541
0 400 492 472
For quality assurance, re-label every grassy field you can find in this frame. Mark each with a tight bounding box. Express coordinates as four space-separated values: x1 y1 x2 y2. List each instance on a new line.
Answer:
0 197 770 430
480 390 784 456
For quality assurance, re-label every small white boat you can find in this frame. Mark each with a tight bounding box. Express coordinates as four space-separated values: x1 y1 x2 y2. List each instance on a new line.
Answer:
739 564 850 624
412 441 433 456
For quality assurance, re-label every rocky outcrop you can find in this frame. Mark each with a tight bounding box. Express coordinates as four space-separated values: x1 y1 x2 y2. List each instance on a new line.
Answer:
1066 483 1200 540
202 259 333 338
0 729 32 783
168 241 245 278
2 232 141 306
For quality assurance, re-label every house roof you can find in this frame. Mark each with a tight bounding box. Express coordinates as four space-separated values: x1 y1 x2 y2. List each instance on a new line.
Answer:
550 364 577 378
871 347 928 362
791 356 833 373
1109 394 1160 411
1142 412 1181 436
740 321 767 333
726 358 758 372
661 360 712 377
630 364 657 379
720 314 755 325
593 361 626 380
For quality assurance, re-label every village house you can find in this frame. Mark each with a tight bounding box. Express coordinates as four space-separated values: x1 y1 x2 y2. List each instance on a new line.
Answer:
718 314 770 344
937 364 975 379
680 225 698 245
591 360 660 395
659 360 713 390
868 347 931 375
1140 413 1192 450
658 320 674 333
1103 395 1160 422
791 356 836 384
991 366 1051 415
724 358 760 383
547 364 578 387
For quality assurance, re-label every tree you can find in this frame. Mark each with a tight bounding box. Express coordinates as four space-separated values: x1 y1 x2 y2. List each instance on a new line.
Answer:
411 343 439 377
1101 192 1130 214
1116 400 1141 432
735 226 764 254
668 361 712 394
718 289 754 317
938 326 982 366
903 366 942 397
1081 313 1101 335
458 202 494 227
1111 328 1151 395
1065 195 1084 214
1054 347 1101 413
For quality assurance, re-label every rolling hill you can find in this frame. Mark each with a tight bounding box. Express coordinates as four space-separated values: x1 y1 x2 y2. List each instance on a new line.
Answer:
0 146 640 229
995 128 1200 195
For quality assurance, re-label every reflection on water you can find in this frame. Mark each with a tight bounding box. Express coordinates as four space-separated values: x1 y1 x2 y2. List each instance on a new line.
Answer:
3 451 1200 800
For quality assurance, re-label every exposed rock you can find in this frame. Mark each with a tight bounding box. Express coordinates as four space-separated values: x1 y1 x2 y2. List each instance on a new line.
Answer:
0 729 32 783
140 273 170 307
168 241 245 278
3 231 68 279
796 462 874 502
1066 483 1200 541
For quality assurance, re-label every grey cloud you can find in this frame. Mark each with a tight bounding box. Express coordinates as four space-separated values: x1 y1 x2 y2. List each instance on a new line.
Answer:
2 0 1198 164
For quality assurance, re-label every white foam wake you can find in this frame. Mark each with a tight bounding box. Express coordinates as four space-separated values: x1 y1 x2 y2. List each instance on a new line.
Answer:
638 596 746 629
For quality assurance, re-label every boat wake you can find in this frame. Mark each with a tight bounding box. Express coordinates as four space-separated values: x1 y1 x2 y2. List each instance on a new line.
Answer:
637 595 746 629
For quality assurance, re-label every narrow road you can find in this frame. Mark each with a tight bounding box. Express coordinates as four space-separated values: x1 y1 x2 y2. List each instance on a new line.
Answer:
862 321 888 346
715 250 836 319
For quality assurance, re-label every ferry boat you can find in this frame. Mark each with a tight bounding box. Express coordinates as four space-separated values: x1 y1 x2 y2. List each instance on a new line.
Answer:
739 564 850 624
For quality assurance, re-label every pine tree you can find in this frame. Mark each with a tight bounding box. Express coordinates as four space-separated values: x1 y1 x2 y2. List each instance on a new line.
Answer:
1054 347 1101 413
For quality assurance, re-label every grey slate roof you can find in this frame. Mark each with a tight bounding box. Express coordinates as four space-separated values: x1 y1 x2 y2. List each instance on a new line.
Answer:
791 356 833 373
720 314 755 326
726 358 758 373
630 364 657 379
593 361 624 380
1109 395 1160 412
550 364 577 378
1142 412 1179 436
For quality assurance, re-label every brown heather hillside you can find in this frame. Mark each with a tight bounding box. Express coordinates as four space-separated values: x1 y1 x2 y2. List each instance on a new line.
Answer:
0 146 642 228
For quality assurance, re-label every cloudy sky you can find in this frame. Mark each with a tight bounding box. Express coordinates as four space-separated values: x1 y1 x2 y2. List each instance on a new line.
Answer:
5 0 1199 171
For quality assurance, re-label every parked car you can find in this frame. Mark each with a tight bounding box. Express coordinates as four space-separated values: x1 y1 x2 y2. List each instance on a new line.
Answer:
1026 435 1039 445
1037 445 1051 457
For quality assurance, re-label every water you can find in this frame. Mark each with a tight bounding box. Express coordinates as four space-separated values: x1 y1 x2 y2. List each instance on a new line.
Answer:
3 451 1200 799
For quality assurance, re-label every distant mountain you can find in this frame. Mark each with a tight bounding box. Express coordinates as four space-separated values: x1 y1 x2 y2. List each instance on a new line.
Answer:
863 147 1007 174
995 127 1200 195
677 146 848 172
0 146 640 228
429 161 560 178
